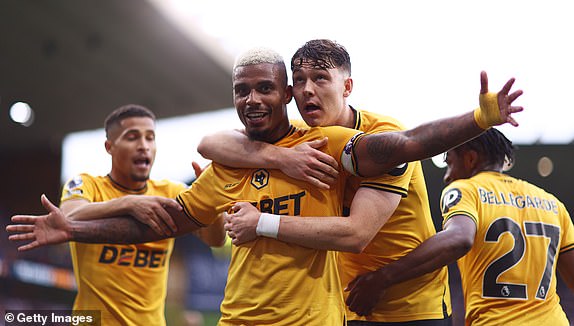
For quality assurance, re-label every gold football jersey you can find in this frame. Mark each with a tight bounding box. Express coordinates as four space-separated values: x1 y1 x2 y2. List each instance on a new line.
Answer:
339 109 452 322
62 174 186 326
177 125 362 326
442 171 574 325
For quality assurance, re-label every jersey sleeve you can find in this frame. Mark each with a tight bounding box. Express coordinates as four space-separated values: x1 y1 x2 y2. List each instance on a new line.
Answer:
176 164 232 227
358 162 413 197
60 173 98 203
317 126 365 175
440 180 479 226
356 112 412 196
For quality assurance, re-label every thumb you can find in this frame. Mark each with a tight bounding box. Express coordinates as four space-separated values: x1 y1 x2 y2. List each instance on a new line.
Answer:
41 194 58 212
192 161 204 178
307 137 328 149
480 71 489 95
345 277 359 292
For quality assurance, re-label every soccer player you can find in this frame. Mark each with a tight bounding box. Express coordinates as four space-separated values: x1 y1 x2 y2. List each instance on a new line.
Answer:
347 128 574 325
9 47 521 326
200 39 522 325
59 104 225 326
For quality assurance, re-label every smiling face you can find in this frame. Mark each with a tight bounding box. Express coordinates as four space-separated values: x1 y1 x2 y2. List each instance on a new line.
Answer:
233 62 292 143
291 61 353 127
106 116 156 189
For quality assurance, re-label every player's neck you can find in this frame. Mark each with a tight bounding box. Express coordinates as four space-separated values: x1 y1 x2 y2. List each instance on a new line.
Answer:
335 105 355 129
107 173 147 192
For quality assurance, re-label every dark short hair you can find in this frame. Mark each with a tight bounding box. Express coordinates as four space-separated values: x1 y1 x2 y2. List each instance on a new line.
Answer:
104 104 156 139
291 39 351 75
454 128 515 168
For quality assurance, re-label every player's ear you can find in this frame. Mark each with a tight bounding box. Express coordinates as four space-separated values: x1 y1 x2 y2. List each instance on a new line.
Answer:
343 76 353 98
105 139 112 154
285 85 293 104
464 150 479 171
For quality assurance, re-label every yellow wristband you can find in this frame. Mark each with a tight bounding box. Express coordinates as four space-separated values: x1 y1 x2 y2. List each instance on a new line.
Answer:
474 92 502 129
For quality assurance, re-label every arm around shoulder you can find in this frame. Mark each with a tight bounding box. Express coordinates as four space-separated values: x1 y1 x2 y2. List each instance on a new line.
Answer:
197 128 282 168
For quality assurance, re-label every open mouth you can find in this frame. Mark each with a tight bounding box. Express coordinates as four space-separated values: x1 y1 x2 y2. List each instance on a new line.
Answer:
303 104 320 112
245 111 268 122
133 158 151 168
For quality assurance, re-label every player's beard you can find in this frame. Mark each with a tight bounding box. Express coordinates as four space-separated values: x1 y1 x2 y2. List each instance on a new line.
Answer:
131 172 150 183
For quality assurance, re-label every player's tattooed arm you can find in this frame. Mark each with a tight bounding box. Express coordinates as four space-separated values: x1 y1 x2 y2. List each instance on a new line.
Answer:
7 195 201 251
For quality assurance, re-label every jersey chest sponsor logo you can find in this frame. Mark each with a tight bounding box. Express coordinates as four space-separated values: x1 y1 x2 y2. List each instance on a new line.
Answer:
98 245 168 268
250 190 306 215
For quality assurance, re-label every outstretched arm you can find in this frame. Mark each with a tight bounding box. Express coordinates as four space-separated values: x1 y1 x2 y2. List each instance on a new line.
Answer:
345 215 476 316
352 71 523 177
7 195 201 251
62 195 181 237
198 129 339 189
224 187 400 253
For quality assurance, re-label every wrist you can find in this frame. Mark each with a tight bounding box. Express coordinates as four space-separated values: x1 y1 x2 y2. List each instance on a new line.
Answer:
256 213 280 238
265 146 289 170
475 92 501 129
66 220 78 242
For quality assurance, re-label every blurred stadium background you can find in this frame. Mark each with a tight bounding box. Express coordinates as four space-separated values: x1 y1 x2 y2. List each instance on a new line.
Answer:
1 1 573 325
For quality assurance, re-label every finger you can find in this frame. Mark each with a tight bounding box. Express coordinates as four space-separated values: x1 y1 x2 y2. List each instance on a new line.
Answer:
307 177 330 190
160 198 183 211
499 77 516 96
155 206 178 234
147 219 166 236
480 71 488 94
345 291 357 309
314 151 339 171
6 225 35 233
8 233 36 241
18 241 40 252
192 161 204 178
41 194 58 212
223 212 232 223
345 277 359 292
509 105 524 114
11 215 38 224
507 116 519 127
233 202 251 212
306 137 329 149
310 168 337 185
507 90 523 103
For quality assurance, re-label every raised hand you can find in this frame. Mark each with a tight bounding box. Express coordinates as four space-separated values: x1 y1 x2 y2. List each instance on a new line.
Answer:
277 137 339 189
7 194 71 251
476 71 524 128
123 195 181 236
223 202 261 245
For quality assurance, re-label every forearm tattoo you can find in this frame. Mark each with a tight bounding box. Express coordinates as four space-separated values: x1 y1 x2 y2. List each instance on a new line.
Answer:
71 217 160 244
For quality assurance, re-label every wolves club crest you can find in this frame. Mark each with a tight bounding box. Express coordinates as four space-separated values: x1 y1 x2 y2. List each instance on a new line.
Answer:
251 169 269 189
